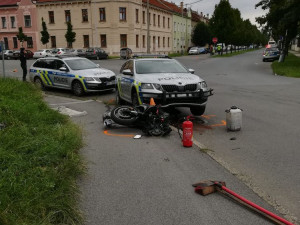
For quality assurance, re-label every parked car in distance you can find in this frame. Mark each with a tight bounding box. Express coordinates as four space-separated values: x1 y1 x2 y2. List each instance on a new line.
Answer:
12 50 34 59
33 49 53 59
29 56 115 96
120 48 132 59
188 47 200 55
262 47 280 62
70 48 86 57
0 50 15 59
85 47 108 60
51 48 71 56
198 47 208 54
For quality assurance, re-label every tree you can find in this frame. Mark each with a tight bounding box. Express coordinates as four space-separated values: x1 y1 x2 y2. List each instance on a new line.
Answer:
65 22 76 48
256 0 300 62
16 27 27 47
192 22 212 46
40 17 50 48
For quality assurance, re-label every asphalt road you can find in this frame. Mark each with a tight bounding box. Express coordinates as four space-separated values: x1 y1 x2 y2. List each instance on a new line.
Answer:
1 52 299 224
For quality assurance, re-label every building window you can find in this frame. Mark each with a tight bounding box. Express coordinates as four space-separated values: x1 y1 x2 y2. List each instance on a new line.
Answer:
82 9 88 22
13 37 18 48
174 22 176 32
163 37 165 48
99 8 106 21
4 37 8 49
11 17 16 28
163 16 165 28
168 18 170 28
101 34 107 48
158 36 160 48
27 37 33 48
49 11 54 24
83 35 89 48
67 42 72 48
119 7 126 21
136 9 139 23
136 35 139 48
120 34 127 47
24 15 31 27
65 10 71 22
149 13 151 25
1 17 6 28
153 36 155 50
168 37 170 47
143 35 145 48
153 14 156 26
158 15 160 27
143 11 145 24
51 36 56 48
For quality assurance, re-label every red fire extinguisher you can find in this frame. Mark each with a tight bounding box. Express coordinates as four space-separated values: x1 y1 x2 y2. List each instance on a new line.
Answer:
182 116 193 147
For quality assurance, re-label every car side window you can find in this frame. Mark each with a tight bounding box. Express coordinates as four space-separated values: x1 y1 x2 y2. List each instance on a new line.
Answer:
54 60 66 70
120 61 129 73
44 59 55 69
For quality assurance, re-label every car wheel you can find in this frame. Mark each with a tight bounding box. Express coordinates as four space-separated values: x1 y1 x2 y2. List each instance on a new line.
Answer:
132 92 140 106
34 77 46 90
7 56 10 60
72 80 85 96
96 55 99 60
190 106 206 116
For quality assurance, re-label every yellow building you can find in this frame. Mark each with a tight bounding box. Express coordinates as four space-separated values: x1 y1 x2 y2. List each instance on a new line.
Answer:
35 0 173 55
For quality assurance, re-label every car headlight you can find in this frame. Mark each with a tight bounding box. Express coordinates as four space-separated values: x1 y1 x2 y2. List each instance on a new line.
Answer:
141 83 154 89
153 84 163 91
84 77 95 81
199 81 207 89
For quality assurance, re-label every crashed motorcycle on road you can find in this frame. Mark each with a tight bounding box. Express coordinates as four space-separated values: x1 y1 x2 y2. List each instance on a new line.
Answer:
103 104 172 136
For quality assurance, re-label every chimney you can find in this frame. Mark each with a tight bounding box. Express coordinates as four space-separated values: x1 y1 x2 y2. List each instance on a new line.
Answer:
200 12 203 17
180 2 183 10
207 13 209 19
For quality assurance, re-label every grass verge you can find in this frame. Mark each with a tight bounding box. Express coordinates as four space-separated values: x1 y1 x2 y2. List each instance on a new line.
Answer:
271 53 300 78
213 48 256 58
0 78 84 225
168 52 188 57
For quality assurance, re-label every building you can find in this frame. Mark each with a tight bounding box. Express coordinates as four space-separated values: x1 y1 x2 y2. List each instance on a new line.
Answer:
0 0 39 52
291 35 300 52
35 0 174 55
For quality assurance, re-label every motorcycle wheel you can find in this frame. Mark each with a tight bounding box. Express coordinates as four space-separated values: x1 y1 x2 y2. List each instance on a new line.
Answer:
110 106 138 125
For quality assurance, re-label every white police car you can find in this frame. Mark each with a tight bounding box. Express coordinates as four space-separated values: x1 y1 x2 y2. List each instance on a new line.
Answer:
116 55 213 115
29 56 115 96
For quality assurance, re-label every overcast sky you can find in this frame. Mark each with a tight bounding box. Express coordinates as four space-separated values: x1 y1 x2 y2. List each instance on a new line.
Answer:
170 0 266 26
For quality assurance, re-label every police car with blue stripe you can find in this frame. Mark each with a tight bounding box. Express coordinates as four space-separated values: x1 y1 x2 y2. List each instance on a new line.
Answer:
29 56 115 96
116 54 213 116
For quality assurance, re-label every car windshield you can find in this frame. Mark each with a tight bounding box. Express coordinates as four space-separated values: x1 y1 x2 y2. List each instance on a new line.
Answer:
190 47 198 50
65 58 99 70
135 60 188 74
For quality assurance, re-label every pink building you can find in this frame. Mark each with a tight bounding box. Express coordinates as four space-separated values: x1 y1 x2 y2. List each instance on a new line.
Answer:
0 0 38 52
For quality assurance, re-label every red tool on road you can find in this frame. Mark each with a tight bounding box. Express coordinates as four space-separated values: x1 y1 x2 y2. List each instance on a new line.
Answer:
192 181 295 225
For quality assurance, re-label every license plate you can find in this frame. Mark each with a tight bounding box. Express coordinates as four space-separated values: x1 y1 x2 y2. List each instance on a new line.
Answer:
177 94 186 97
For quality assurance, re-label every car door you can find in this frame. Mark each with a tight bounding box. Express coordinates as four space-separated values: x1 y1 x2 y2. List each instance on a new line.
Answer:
121 60 134 100
51 59 70 88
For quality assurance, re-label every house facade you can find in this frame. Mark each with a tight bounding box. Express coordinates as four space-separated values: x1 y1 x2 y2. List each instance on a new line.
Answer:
0 0 39 52
35 0 174 55
291 36 300 52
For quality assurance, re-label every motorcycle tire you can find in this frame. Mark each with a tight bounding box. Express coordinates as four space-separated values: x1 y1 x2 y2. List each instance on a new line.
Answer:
110 106 138 126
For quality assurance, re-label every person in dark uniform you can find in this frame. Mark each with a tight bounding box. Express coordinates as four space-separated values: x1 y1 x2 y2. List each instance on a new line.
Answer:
20 48 27 81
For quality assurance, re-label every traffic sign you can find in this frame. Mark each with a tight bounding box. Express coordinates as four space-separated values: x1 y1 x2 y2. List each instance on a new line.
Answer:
212 37 218 43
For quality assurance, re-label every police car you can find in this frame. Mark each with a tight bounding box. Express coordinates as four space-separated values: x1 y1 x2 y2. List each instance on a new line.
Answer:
116 54 213 115
29 56 116 96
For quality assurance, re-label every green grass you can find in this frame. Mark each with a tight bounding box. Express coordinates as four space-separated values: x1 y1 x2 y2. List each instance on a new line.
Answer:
271 53 300 78
108 55 120 59
168 52 188 57
0 78 84 225
213 48 256 58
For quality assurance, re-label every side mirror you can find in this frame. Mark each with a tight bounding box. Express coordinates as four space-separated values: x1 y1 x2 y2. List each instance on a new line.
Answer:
188 69 195 74
59 67 68 72
122 69 133 76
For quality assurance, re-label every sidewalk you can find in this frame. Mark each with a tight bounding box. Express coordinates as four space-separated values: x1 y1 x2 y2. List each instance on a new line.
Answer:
289 50 300 57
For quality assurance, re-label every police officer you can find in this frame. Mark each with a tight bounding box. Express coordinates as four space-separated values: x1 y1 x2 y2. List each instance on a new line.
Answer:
20 47 27 81
217 45 221 55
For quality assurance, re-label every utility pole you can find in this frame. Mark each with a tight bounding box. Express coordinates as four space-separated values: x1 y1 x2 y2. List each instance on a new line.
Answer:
0 41 5 78
147 0 150 53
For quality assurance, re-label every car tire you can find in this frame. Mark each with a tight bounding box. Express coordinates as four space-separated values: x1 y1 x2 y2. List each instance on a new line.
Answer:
132 92 140 106
190 106 206 116
96 56 99 60
116 90 127 105
72 80 85 96
34 77 46 91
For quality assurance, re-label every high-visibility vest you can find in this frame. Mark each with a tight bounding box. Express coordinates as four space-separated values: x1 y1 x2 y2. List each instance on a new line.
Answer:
217 45 221 50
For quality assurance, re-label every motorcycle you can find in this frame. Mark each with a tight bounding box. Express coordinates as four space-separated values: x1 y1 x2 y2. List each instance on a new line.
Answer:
103 104 172 136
